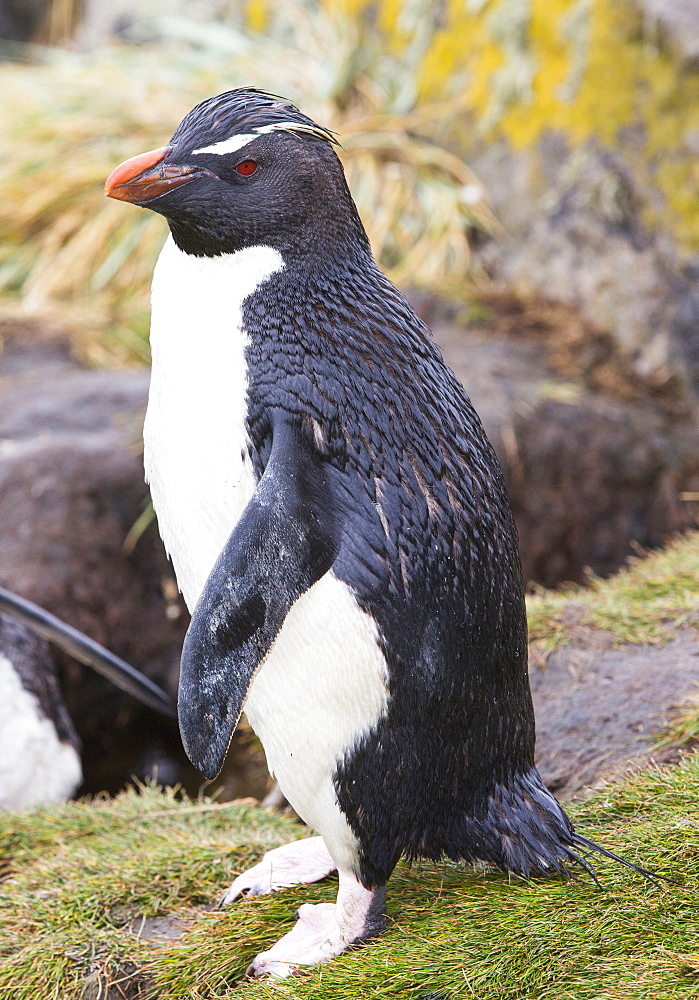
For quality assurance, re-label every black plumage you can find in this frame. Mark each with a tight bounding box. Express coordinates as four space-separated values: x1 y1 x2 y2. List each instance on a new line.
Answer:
242 237 579 886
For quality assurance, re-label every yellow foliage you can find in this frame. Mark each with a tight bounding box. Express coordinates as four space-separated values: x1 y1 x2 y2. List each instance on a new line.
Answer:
304 0 699 251
5 0 699 367
245 0 272 33
0 11 498 364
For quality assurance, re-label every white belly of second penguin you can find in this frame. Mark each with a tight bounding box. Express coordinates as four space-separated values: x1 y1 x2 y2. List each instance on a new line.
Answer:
145 238 390 870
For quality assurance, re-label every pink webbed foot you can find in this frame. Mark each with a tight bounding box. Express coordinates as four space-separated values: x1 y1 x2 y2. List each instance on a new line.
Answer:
247 869 387 979
220 835 337 905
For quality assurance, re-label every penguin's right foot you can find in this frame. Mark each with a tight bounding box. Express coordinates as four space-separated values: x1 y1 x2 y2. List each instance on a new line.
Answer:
220 836 337 905
246 871 386 978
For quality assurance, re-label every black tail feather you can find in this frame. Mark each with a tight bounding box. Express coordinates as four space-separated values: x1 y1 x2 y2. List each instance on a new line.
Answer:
466 769 682 887
559 846 602 886
569 832 682 887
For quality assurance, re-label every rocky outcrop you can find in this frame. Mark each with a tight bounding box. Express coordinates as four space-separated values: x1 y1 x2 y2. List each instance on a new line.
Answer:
531 629 699 800
0 323 182 794
0 322 267 801
430 298 699 587
473 140 699 397
360 0 699 400
638 0 699 66
0 323 185 677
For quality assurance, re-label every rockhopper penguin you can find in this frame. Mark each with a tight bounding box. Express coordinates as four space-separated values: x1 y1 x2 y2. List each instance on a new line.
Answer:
105 89 654 977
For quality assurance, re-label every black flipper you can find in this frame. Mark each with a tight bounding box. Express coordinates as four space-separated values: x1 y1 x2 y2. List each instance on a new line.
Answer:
0 585 176 718
178 418 340 779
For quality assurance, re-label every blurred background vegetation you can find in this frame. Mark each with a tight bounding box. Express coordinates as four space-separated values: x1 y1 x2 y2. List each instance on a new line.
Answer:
2 0 699 388
0 0 501 365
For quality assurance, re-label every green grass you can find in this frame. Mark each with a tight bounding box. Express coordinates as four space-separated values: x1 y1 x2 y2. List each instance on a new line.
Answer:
1 762 698 999
527 530 699 650
3 535 699 995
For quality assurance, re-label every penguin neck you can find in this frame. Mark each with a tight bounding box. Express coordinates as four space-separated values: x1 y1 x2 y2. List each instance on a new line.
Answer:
149 235 286 380
167 179 372 265
242 235 413 353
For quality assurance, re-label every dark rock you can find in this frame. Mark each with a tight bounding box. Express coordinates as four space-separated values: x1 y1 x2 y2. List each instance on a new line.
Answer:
0 324 181 674
434 310 699 587
0 0 49 44
472 139 699 397
0 323 267 801
505 395 699 587
531 629 699 800
637 0 699 67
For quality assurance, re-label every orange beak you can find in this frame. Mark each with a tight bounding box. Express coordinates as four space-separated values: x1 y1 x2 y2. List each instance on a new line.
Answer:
105 146 200 203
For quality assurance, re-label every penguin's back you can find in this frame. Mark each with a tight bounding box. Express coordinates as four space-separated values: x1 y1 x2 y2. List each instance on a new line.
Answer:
242 258 543 883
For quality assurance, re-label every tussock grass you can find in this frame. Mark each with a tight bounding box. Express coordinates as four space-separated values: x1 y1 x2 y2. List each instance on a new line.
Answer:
0 786 296 998
656 713 699 752
0 4 495 366
0 762 698 998
527 531 699 650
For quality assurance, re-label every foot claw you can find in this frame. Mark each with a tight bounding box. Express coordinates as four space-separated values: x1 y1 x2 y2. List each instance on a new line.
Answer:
247 958 299 979
219 878 263 907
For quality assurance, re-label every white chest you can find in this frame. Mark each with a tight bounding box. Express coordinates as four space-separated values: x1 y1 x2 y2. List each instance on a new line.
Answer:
144 237 284 610
145 238 391 868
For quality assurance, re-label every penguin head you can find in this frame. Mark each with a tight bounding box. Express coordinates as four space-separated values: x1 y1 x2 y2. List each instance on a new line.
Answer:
105 88 369 260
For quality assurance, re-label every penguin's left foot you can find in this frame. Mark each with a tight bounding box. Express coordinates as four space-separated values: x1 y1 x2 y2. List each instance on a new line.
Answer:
221 836 336 905
247 869 386 979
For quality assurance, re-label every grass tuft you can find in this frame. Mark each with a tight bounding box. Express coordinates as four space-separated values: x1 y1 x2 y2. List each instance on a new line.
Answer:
1 761 699 998
527 530 699 651
527 530 699 755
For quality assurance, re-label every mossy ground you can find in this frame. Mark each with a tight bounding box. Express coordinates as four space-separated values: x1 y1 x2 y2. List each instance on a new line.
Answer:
528 530 699 752
1 759 698 999
527 530 699 650
2 538 699 999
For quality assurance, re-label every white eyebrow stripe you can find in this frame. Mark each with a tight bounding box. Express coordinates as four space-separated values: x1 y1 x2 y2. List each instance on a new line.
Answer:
192 133 258 156
255 121 338 143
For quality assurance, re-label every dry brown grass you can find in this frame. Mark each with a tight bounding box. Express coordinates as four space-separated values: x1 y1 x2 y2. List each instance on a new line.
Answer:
0 4 496 365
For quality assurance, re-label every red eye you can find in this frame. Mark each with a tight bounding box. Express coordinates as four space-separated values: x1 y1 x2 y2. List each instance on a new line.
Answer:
236 160 257 176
